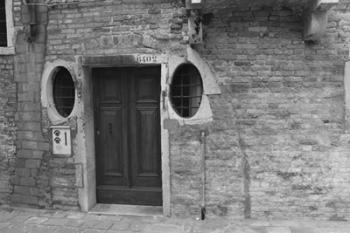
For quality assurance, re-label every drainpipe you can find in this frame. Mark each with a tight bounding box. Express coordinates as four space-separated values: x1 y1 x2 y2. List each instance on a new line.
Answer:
22 0 37 42
199 129 208 220
345 61 350 131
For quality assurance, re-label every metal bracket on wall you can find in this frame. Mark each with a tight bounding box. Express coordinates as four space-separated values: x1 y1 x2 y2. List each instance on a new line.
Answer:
188 9 203 45
199 129 209 143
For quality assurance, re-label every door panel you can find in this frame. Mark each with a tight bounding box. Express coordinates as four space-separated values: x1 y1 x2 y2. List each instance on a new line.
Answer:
100 75 122 102
100 108 123 175
134 108 161 185
94 66 162 206
136 76 158 101
130 67 161 189
95 70 127 187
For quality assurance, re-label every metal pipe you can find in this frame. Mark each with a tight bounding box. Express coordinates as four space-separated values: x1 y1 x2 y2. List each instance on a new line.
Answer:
22 0 38 42
200 130 207 220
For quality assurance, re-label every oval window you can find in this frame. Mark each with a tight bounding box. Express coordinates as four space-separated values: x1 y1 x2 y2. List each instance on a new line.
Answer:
52 67 75 118
170 64 203 118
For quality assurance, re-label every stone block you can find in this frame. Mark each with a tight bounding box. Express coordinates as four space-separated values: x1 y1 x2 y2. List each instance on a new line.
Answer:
19 177 36 186
15 168 31 177
37 142 49 151
14 186 39 196
148 6 161 14
51 177 74 187
11 194 38 205
21 141 38 150
25 159 41 169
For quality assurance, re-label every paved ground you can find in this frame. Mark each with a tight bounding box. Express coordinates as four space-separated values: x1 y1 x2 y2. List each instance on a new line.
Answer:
0 207 350 233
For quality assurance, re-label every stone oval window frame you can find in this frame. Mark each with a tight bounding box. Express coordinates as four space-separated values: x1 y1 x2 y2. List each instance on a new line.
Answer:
167 61 212 125
41 60 77 124
169 63 204 119
167 48 221 125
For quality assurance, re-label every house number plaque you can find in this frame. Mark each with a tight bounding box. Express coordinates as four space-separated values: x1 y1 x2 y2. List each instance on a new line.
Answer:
136 54 158 64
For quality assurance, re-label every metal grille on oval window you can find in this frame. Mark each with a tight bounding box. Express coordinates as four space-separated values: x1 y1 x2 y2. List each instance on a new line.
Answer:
170 64 203 118
53 67 75 118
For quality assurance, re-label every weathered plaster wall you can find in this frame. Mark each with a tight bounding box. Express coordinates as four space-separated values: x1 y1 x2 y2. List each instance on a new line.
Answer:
9 0 350 220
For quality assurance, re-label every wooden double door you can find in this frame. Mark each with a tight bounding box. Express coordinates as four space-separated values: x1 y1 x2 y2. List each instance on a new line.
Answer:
93 66 162 206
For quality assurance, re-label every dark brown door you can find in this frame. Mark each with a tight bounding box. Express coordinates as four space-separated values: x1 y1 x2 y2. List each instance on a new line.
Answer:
93 66 162 206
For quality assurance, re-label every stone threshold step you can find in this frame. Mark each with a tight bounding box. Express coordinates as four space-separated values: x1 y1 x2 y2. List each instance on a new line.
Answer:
89 203 163 217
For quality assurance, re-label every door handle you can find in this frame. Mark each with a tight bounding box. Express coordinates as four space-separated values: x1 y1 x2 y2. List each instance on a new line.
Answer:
96 130 100 135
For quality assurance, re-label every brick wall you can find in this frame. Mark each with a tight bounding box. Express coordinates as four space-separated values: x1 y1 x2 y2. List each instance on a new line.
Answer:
10 0 80 210
11 0 186 210
8 0 350 220
12 0 48 208
0 56 16 205
170 1 350 219
45 0 185 60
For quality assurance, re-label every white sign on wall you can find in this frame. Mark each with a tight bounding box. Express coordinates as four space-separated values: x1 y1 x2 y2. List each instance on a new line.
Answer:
51 126 71 155
136 54 158 64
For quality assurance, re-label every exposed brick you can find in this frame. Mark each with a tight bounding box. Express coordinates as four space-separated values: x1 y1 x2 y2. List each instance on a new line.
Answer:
37 142 50 151
15 168 31 177
0 55 16 205
19 177 36 187
21 141 38 150
14 186 39 196
25 159 41 169
11 194 38 205
3 0 350 220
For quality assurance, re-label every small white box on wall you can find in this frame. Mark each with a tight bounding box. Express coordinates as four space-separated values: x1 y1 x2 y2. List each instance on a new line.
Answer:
51 126 71 156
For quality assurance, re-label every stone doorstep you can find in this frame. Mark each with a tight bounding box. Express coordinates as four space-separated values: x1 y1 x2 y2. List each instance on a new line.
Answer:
89 204 163 217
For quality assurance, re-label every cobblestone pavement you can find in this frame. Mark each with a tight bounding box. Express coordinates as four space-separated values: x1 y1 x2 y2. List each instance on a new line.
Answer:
1 207 350 233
